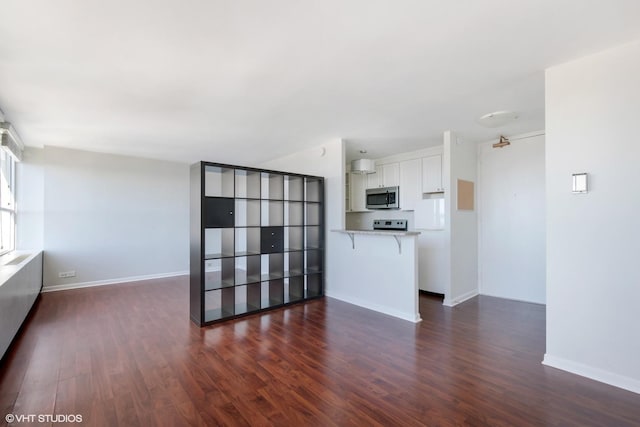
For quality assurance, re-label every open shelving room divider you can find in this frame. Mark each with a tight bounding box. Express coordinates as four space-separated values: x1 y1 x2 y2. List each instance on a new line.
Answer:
190 162 324 326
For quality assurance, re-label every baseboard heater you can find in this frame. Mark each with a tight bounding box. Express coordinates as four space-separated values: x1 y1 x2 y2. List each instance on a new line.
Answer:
0 251 43 360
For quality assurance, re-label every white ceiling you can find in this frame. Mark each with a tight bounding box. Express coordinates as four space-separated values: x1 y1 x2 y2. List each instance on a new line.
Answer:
1 1 640 165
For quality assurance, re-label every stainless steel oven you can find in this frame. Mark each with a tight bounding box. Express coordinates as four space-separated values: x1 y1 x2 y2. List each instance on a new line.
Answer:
366 186 400 209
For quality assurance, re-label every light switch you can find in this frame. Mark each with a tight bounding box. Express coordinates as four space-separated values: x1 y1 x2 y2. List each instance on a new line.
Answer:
572 173 588 193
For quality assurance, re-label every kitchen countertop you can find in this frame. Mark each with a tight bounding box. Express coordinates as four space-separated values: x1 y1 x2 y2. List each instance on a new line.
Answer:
331 229 421 236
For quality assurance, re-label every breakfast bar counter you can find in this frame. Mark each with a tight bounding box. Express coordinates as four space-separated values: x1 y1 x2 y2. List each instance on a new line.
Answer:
330 229 421 323
332 229 420 254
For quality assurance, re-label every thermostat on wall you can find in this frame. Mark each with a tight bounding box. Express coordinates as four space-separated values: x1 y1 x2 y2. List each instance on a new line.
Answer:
572 173 588 193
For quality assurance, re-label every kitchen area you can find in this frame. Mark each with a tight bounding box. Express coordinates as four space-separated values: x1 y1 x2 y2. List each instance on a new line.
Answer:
345 143 447 296
331 132 478 322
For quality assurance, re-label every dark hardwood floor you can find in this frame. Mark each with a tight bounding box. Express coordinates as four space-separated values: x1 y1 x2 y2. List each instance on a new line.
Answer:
1 277 639 426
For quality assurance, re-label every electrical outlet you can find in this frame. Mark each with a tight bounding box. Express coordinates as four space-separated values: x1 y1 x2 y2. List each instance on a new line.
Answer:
59 270 76 278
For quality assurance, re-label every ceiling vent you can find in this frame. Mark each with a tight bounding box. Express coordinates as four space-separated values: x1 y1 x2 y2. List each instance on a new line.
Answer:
350 159 376 174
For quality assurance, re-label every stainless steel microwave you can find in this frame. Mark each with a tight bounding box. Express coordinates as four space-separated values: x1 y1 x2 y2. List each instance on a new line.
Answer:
366 186 400 209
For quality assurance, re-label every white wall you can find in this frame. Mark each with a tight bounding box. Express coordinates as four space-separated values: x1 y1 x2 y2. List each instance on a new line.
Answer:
17 147 44 250
21 146 190 289
443 131 478 306
544 40 640 393
478 132 546 304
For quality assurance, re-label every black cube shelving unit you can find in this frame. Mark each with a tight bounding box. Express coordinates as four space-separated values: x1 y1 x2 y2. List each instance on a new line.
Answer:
190 162 324 326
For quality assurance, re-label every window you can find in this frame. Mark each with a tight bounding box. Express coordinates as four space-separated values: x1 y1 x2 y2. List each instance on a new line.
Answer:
0 149 16 255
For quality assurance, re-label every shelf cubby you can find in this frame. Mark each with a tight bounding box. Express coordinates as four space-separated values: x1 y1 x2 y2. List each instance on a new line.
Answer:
285 251 304 277
205 166 234 198
305 226 321 250
285 201 304 226
204 197 234 228
235 227 261 256
261 280 284 308
284 226 304 252
204 257 235 290
261 226 284 253
234 284 261 315
191 161 324 326
305 250 322 274
306 274 323 298
261 200 284 227
305 202 321 226
305 177 322 202
261 173 284 200
285 176 304 201
235 169 261 199
204 287 235 322
285 276 305 303
269 279 285 306
204 228 234 259
235 199 260 227
204 289 222 321
261 253 284 281
235 255 261 285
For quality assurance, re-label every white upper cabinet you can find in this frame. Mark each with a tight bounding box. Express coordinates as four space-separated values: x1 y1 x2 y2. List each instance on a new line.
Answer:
422 154 443 193
346 150 443 212
368 163 400 189
383 163 400 187
367 165 381 189
399 158 422 211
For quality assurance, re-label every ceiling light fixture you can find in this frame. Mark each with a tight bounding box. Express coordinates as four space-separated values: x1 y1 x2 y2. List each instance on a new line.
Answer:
477 111 518 128
351 159 376 174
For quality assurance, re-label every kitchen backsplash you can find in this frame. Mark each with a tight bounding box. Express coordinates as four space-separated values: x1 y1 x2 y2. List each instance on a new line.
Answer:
346 210 415 231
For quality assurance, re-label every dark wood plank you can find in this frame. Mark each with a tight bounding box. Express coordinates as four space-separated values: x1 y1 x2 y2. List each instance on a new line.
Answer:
1 276 639 426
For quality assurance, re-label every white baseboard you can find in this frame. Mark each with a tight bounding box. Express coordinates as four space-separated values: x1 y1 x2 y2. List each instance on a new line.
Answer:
325 291 422 323
42 271 189 293
543 354 640 395
443 289 478 307
479 291 546 306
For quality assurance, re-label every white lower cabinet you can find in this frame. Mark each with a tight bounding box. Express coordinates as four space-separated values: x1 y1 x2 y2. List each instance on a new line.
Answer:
418 232 446 294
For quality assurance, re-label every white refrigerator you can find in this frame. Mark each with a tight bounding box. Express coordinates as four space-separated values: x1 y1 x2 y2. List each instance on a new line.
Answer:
414 198 446 294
